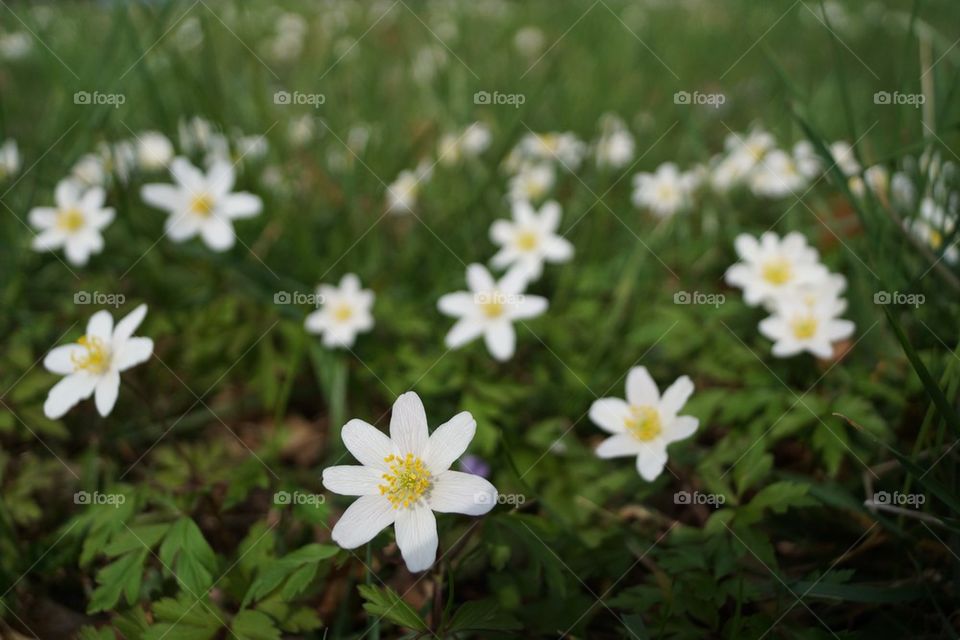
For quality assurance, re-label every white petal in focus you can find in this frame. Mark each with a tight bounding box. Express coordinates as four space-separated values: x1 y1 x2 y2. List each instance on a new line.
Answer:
330 495 397 549
588 397 629 434
94 371 121 417
322 465 385 496
429 470 497 515
626 366 659 406
389 392 429 456
341 419 395 469
423 411 476 474
394 506 438 572
43 374 97 419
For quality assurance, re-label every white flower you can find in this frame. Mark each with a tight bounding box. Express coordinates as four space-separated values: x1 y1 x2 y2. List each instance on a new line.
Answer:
304 273 375 348
438 123 492 166
287 115 316 147
438 264 547 361
507 163 555 203
769 272 848 312
720 128 777 181
489 200 574 280
759 297 855 359
519 132 585 169
386 162 432 214
29 179 114 266
594 115 635 169
42 304 153 419
178 116 216 155
589 366 698 481
136 131 174 171
141 157 262 252
792 140 822 179
829 141 861 177
890 171 915 211
513 26 545 57
725 232 829 307
750 149 808 198
631 162 696 218
908 197 959 263
322 392 497 572
0 32 31 60
0 138 20 179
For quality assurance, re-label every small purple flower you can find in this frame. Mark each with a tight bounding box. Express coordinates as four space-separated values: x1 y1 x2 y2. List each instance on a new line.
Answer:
459 454 490 478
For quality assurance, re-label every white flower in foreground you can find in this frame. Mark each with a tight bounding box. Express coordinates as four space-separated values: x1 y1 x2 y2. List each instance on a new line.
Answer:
759 297 854 359
438 264 547 361
136 131 174 171
141 157 262 251
0 138 19 180
507 162 555 203
43 304 153 419
29 179 114 266
322 392 497 572
725 232 829 307
386 162 432 214
589 366 699 481
489 200 574 280
304 273 375 348
631 162 696 218
750 149 808 198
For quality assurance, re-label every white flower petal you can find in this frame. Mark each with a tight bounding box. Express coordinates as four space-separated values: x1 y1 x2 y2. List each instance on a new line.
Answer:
330 495 396 549
445 318 485 349
626 366 659 406
437 292 474 317
466 263 495 293
221 192 262 219
113 304 148 344
322 465 385 496
207 161 235 196
636 446 668 481
200 217 236 251
44 374 97 419
86 310 114 341
390 392 429 456
509 295 547 320
341 419 395 469
165 212 201 242
28 207 58 228
170 157 205 193
484 320 515 361
589 398 629 434
94 372 120 417
115 337 153 371
429 470 497 515
498 265 530 296
44 344 84 375
423 411 476 474
596 433 643 458
394 506 438 572
666 415 699 444
660 375 694 416
141 184 182 211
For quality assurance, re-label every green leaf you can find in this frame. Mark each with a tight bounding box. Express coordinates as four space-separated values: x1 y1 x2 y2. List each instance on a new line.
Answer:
232 610 281 640
158 518 217 596
87 547 149 613
144 596 223 640
357 584 428 632
448 599 522 632
242 543 338 606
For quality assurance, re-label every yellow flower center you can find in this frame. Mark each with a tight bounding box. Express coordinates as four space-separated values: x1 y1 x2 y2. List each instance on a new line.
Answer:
791 315 818 340
761 258 792 285
379 453 432 509
71 336 111 374
624 405 662 441
332 304 353 322
516 229 539 251
930 229 943 249
656 183 676 202
57 208 85 232
190 193 215 217
479 294 505 318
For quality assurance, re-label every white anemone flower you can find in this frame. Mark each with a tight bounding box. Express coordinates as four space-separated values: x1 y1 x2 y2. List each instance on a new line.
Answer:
489 200 574 280
594 115 635 169
792 141 822 179
759 297 855 359
631 162 696 218
829 141 861 177
29 179 114 266
507 163 555 203
589 366 699 481
304 273 375 348
750 149 808 198
438 264 547 361
322 392 497 572
141 157 262 252
136 131 174 171
43 304 153 419
519 132 586 169
725 232 829 307
0 138 19 180
386 161 432 214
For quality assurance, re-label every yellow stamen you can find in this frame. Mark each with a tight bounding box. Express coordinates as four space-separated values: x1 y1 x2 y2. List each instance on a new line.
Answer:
516 230 539 251
480 296 504 318
930 229 943 250
624 405 662 441
71 336 111 374
378 453 432 510
332 304 353 322
761 258 792 285
57 208 85 232
190 193 215 217
791 315 818 340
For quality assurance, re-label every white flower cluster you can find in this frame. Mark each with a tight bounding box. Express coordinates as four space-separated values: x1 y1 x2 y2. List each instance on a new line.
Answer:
726 231 855 359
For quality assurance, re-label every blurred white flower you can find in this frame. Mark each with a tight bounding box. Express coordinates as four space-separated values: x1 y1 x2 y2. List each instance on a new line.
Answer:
304 273 375 349
725 232 829 307
70 153 107 188
829 140 861 177
908 197 959 264
322 392 496 573
750 149 807 198
136 131 174 171
0 138 20 179
438 264 547 361
589 366 698 481
507 163 555 203
43 305 153 419
594 115 635 169
234 134 269 161
891 171 915 211
631 162 696 218
141 157 262 252
792 140 822 179
759 297 854 359
519 132 585 169
0 32 31 60
387 161 432 214
29 179 114 266
513 26 545 58
287 115 316 146
438 122 492 166
178 116 216 155
722 128 776 179
490 199 573 280
411 45 448 84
